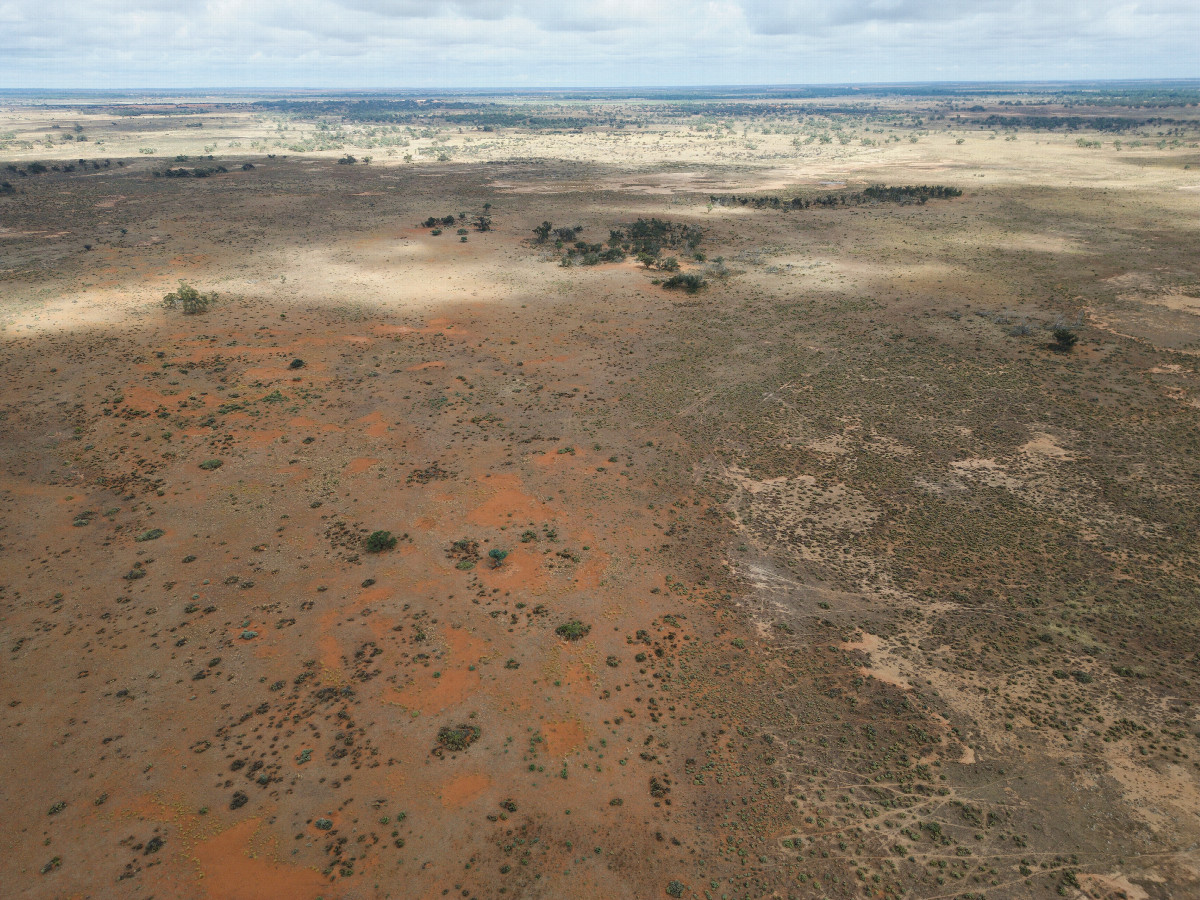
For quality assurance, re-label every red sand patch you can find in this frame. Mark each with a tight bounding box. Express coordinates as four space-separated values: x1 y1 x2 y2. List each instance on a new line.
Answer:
345 457 379 475
542 719 586 756
388 627 489 714
389 667 480 714
440 773 491 807
356 410 389 438
466 474 547 528
287 415 342 433
193 819 328 900
475 547 549 594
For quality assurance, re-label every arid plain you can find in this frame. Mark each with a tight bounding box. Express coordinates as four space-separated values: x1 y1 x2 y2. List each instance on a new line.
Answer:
2 89 1199 899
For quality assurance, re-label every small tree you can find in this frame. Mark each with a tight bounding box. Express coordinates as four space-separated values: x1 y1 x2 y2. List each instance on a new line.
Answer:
1052 327 1079 352
488 548 508 568
533 221 552 243
162 281 216 315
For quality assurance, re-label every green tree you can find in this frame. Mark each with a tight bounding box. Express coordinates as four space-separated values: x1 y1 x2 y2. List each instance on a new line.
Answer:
1052 327 1079 352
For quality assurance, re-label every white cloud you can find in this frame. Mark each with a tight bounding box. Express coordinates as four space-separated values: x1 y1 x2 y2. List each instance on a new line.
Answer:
0 0 1195 87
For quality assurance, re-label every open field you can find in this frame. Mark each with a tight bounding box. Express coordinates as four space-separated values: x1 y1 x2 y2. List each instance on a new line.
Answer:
2 86 1200 899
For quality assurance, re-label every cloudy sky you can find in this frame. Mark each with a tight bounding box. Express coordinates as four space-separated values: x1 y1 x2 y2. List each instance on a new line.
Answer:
1 0 1197 89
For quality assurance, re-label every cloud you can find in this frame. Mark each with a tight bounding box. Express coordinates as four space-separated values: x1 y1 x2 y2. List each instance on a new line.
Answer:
0 0 1195 87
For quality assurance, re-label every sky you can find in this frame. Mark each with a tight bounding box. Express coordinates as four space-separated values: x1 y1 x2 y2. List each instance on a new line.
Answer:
1 0 1197 89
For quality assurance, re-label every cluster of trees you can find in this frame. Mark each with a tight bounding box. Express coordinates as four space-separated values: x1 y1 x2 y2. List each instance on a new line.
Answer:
710 184 962 210
6 159 115 177
536 218 703 269
422 205 492 234
617 218 703 256
535 218 708 292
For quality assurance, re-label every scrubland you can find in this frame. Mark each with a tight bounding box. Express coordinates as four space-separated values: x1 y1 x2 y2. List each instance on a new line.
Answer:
2 86 1199 899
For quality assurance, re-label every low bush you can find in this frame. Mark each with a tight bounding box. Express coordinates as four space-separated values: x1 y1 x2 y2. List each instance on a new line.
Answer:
556 620 591 641
437 724 480 751
662 273 706 294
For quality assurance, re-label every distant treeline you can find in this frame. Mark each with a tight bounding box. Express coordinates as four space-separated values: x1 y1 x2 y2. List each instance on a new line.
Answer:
253 99 630 130
711 184 962 210
157 165 229 178
973 114 1191 132
6 159 115 176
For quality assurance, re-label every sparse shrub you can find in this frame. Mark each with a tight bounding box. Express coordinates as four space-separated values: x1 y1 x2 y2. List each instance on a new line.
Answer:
135 528 165 542
365 530 397 553
556 620 591 641
437 724 480 752
198 459 223 470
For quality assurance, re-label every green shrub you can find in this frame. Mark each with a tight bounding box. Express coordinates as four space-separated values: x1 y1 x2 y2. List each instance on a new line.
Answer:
556 620 591 641
198 459 223 470
135 528 165 542
662 273 706 294
365 530 397 553
1052 327 1078 351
